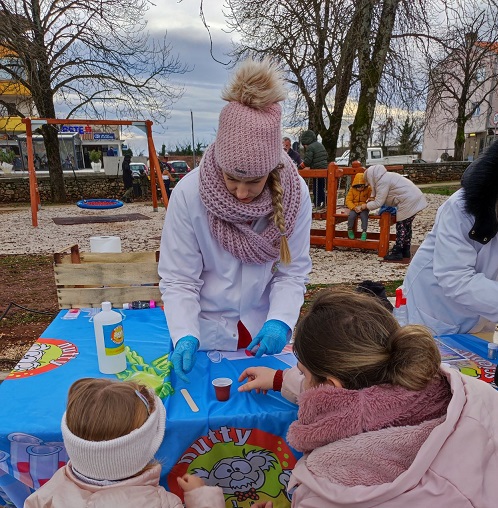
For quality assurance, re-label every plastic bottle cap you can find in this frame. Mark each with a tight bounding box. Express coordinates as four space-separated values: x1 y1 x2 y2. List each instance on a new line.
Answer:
123 303 130 310
101 302 111 311
395 287 406 308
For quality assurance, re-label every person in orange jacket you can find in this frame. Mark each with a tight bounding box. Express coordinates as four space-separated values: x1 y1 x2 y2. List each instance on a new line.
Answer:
345 172 371 240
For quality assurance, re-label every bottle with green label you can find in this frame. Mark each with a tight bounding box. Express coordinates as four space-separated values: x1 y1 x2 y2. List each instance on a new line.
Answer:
93 302 126 374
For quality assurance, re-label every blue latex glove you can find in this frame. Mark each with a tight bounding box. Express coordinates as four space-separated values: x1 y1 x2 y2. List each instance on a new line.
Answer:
247 320 290 358
379 205 397 215
170 336 199 383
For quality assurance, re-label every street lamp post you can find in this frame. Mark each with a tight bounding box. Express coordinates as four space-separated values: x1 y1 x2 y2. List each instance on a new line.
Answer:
191 110 196 168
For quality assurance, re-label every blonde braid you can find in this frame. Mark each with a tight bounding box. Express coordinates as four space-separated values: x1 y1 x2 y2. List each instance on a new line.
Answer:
268 168 291 264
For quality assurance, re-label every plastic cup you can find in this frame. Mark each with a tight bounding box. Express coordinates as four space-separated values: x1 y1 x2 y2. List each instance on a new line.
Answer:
212 377 233 402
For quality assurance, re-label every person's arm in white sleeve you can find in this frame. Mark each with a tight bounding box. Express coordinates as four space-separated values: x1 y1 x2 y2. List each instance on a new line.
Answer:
158 180 203 347
365 183 389 211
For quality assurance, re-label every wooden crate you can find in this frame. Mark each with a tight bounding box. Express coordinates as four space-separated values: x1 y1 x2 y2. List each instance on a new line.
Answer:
53 244 161 309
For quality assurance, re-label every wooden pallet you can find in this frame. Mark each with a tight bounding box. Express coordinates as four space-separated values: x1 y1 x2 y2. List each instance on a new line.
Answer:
53 244 161 309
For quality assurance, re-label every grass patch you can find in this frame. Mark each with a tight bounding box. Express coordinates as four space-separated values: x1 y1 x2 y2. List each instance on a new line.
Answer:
301 280 403 317
0 254 52 274
421 185 459 196
0 311 53 327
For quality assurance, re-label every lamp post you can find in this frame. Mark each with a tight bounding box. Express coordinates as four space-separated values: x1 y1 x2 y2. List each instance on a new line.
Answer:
191 110 196 168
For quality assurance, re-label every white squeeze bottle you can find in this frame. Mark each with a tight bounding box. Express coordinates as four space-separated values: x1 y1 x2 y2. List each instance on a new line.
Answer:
93 302 127 374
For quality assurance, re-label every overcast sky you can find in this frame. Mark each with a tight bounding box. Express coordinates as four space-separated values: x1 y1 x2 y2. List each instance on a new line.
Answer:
127 0 233 155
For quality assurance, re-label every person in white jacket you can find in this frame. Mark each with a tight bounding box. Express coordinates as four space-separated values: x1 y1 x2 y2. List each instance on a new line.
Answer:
363 164 427 261
238 288 498 508
404 139 498 336
158 58 312 382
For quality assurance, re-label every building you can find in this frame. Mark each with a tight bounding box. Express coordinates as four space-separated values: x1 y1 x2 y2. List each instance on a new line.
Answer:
0 45 123 170
422 41 498 162
0 45 33 161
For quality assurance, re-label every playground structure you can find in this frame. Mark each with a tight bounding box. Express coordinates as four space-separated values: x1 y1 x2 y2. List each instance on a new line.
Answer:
21 118 169 227
299 161 397 257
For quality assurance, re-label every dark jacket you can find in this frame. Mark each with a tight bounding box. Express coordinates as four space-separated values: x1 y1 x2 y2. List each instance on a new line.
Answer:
287 148 302 167
300 130 328 169
122 157 133 188
461 139 498 244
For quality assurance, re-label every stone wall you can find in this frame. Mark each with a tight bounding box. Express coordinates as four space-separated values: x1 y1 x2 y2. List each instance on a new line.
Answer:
392 161 470 184
0 161 470 204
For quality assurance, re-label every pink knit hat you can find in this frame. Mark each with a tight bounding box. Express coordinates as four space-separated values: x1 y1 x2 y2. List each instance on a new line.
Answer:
214 58 287 178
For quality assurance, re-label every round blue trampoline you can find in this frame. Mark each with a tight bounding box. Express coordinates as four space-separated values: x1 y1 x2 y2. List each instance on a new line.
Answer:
76 199 124 209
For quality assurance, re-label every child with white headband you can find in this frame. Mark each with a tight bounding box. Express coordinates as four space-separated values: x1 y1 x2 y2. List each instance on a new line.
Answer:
24 378 225 507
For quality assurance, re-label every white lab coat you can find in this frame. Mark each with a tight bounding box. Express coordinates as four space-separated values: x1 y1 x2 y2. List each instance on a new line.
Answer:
404 188 498 335
158 169 312 351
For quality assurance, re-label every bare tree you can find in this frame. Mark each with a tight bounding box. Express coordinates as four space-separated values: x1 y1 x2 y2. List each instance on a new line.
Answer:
0 1 187 202
423 0 498 160
224 0 435 167
225 0 368 160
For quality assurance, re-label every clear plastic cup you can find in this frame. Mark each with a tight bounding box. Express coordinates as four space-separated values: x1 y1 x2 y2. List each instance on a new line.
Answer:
212 377 233 402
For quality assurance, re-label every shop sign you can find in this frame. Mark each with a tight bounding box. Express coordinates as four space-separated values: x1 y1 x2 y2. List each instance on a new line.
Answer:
60 125 93 134
93 133 115 140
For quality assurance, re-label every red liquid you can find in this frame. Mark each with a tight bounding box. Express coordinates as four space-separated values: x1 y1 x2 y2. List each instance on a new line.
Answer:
214 384 231 401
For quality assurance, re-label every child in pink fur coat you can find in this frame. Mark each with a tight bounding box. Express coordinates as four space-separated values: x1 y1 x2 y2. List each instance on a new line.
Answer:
239 288 498 508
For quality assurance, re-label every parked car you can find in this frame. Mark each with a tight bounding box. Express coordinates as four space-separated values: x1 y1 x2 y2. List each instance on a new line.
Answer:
411 158 427 164
130 162 148 178
169 160 192 179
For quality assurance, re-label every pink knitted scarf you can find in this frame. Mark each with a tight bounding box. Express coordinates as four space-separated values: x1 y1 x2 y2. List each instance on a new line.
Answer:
287 374 451 453
199 144 302 264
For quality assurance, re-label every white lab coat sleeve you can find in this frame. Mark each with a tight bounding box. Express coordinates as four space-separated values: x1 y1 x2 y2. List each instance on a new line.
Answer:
267 179 312 330
432 198 498 321
158 182 203 346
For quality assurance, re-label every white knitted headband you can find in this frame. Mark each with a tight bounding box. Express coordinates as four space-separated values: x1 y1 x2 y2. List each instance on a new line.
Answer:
61 394 166 481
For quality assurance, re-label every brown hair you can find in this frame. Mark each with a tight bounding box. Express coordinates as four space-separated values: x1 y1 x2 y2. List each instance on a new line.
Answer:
293 288 441 391
267 168 291 264
65 378 155 442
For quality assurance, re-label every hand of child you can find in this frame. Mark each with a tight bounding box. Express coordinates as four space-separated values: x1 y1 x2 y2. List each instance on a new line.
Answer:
354 206 361 213
177 473 205 493
238 367 276 394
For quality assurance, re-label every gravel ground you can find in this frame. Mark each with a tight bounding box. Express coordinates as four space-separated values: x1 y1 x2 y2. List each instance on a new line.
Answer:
0 193 448 284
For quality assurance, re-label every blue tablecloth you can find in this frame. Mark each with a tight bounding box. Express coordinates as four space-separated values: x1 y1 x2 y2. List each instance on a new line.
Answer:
437 333 498 386
0 308 300 508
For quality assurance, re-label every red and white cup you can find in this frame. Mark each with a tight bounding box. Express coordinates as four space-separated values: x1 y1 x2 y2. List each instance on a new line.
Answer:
212 377 233 402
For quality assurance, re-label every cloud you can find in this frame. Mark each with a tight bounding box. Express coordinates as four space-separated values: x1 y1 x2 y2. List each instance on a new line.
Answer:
139 1 234 154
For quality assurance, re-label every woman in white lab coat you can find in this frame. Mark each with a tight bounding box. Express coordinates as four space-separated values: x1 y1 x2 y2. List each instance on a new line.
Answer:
158 58 312 382
404 140 498 336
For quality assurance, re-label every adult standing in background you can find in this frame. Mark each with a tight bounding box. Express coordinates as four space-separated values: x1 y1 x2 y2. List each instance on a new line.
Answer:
299 130 328 210
363 165 427 261
404 140 498 336
158 58 312 383
121 154 133 203
283 137 302 167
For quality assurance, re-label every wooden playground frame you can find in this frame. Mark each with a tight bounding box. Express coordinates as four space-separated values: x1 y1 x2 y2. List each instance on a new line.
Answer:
299 161 397 257
21 118 169 227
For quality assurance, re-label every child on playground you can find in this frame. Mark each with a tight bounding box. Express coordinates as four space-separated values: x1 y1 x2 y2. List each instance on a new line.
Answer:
345 172 371 241
24 378 225 508
238 288 498 507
